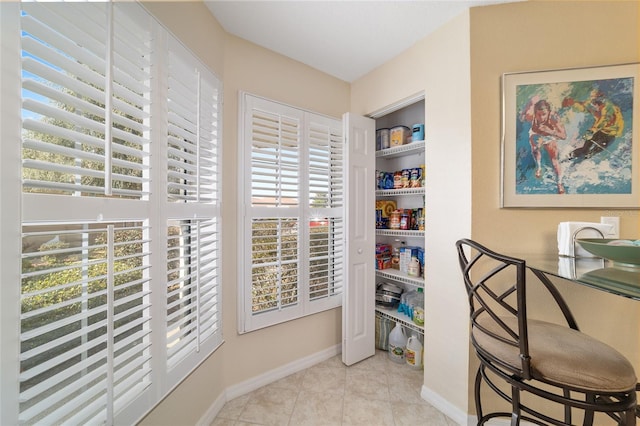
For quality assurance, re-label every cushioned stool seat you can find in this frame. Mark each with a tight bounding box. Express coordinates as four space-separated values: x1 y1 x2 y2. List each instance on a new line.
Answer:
474 317 637 392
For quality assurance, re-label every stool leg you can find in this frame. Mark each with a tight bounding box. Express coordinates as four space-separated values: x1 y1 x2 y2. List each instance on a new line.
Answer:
562 389 572 424
475 366 484 425
582 393 594 426
623 407 636 426
510 385 521 426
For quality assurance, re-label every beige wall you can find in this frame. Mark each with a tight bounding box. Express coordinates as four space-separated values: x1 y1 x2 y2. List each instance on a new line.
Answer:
351 0 640 420
140 3 350 425
141 1 640 424
351 11 474 420
469 0 640 417
217 30 348 391
470 0 640 253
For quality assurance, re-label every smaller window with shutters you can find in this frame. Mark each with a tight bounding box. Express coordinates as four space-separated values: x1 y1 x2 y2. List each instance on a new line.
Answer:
238 93 344 333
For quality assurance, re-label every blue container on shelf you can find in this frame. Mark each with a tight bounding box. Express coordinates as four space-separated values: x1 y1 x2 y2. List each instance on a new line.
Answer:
412 124 424 141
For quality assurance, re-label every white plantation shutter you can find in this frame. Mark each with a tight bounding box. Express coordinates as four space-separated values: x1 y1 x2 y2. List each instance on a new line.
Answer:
167 37 221 204
165 36 222 381
20 2 151 199
239 93 343 332
251 217 300 315
1 2 224 425
166 218 221 371
307 116 344 305
20 222 152 425
250 106 301 206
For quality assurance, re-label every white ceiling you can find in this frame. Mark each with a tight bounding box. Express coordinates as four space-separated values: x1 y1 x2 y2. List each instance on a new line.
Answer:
204 0 519 82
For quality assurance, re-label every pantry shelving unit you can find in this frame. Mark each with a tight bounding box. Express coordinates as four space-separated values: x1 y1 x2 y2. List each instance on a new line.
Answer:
373 102 426 341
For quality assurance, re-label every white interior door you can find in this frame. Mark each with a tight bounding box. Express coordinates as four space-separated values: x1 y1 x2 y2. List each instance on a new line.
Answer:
342 112 375 366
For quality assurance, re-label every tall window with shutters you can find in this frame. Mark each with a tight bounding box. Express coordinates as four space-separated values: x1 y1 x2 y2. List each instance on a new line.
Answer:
238 93 344 333
0 2 222 425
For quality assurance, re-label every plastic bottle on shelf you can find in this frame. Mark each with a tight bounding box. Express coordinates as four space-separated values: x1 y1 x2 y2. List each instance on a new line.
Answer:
388 323 407 363
405 333 423 369
401 289 416 319
408 256 420 277
398 292 407 316
413 288 425 326
391 247 400 269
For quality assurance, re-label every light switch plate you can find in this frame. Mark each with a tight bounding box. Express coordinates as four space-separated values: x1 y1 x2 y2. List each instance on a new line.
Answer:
600 216 620 238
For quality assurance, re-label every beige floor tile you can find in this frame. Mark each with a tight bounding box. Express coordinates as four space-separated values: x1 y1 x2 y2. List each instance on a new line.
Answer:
391 401 451 426
238 386 298 425
215 394 251 420
265 370 306 392
341 394 395 426
288 389 344 425
212 349 452 426
314 354 348 369
345 368 390 401
300 366 347 395
209 418 238 426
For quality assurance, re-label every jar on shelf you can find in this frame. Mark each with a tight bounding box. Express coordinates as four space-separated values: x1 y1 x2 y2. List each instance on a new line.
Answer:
399 212 410 230
389 210 401 230
393 171 403 189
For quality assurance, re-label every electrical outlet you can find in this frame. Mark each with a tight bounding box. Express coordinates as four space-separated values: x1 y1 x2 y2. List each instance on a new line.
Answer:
600 216 620 238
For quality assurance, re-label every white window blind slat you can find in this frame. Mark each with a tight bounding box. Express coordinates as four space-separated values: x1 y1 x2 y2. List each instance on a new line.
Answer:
19 329 108 384
23 118 105 151
168 91 197 118
19 342 108 404
113 365 152 403
20 13 106 80
21 3 108 57
19 367 108 425
21 36 106 97
21 57 105 108
167 133 197 152
21 77 102 118
20 301 107 344
22 98 106 137
54 390 109 426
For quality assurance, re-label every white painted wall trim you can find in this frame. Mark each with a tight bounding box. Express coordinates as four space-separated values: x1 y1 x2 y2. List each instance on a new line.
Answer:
420 384 536 426
197 344 342 425
421 384 469 425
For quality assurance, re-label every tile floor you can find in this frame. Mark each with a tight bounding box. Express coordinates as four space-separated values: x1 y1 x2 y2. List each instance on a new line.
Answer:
211 349 457 426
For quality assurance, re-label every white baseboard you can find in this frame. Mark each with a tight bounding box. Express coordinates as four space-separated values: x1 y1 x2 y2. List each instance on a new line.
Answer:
420 385 470 425
197 344 342 425
419 386 538 426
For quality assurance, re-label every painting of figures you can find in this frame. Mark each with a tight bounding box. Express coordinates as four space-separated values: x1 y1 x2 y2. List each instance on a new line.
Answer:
501 63 639 208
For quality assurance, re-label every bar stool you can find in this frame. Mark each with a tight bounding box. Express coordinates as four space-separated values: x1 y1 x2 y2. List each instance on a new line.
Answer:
456 239 637 425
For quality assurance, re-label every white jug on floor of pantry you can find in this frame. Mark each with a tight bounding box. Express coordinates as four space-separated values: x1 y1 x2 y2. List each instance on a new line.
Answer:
388 323 407 363
405 334 423 369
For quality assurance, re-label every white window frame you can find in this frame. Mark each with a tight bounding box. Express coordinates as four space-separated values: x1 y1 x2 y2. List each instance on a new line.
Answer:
237 92 344 333
0 2 223 425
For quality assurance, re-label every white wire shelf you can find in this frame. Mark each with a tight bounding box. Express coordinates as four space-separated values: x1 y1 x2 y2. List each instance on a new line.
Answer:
376 269 424 287
376 140 425 159
375 306 424 335
375 187 425 197
375 229 424 238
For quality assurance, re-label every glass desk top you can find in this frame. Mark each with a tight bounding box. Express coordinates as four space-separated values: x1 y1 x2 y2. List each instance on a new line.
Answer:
520 254 640 301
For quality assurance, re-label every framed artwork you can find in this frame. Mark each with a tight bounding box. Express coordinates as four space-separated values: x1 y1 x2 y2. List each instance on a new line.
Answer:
501 63 639 208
